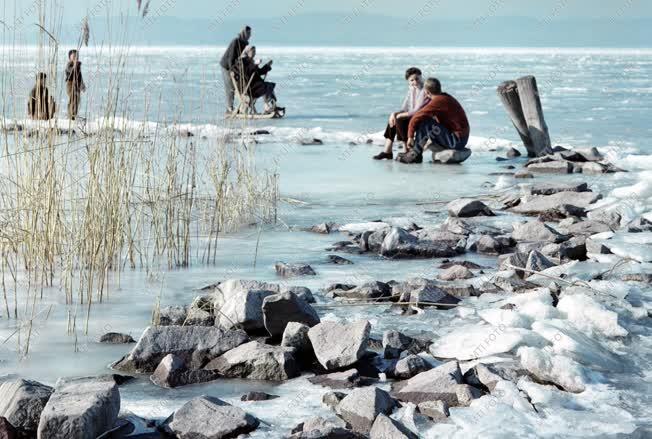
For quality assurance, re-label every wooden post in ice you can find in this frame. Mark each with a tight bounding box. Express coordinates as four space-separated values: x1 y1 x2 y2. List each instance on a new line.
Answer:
496 80 533 154
497 75 552 157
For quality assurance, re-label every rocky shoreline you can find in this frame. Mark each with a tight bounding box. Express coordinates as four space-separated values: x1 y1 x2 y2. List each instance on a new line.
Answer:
1 146 651 438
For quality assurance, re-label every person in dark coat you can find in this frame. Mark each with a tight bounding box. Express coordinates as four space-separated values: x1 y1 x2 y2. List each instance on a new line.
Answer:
28 72 56 120
65 49 86 120
220 26 251 113
233 45 279 114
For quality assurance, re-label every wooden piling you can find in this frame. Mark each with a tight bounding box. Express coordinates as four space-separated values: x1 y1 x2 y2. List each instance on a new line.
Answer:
515 75 552 157
497 80 534 155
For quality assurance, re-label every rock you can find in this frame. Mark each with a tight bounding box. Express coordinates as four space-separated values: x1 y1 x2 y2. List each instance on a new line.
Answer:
281 322 313 358
380 227 417 254
506 147 522 158
559 236 587 261
381 228 461 259
361 229 389 253
240 391 279 401
433 148 472 164
309 321 371 370
438 265 474 280
391 355 432 379
337 387 397 433
310 222 336 234
512 220 567 243
514 169 534 179
511 191 601 216
474 235 512 255
328 255 354 265
0 378 53 436
447 199 495 218
289 417 361 439
150 354 218 388
112 326 248 373
284 285 316 303
526 250 556 274
37 377 120 439
204 341 299 380
409 285 460 308
626 217 652 233
333 281 391 300
566 220 612 236
309 369 361 389
0 418 17 439
587 208 622 229
262 292 320 337
463 362 520 392
455 384 484 406
158 305 187 326
162 395 259 438
498 252 529 278
527 160 573 174
438 260 485 269
301 138 323 145
322 391 347 409
276 262 316 277
417 400 449 421
99 333 136 344
215 289 274 332
578 161 616 174
530 182 589 196
186 296 215 326
391 361 464 406
383 330 415 359
370 414 418 439
586 236 613 255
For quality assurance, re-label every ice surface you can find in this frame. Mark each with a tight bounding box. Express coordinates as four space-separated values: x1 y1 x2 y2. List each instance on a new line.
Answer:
557 293 628 338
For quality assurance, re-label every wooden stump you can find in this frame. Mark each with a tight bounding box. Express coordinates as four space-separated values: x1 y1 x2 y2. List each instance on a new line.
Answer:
515 75 552 157
497 80 534 155
497 76 552 158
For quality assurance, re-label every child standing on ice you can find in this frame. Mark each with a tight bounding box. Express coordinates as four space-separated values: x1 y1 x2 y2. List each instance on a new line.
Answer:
65 49 86 120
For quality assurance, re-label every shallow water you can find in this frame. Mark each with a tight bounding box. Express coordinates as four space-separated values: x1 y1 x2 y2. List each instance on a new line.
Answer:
1 46 651 437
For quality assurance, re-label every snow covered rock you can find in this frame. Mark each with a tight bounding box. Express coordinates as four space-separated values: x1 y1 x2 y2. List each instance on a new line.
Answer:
162 396 259 439
309 321 371 370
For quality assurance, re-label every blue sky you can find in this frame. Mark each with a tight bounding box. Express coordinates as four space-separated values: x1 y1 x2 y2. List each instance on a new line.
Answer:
4 0 652 22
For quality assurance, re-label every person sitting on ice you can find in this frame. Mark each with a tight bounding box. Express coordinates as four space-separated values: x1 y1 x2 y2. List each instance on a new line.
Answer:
373 67 429 160
233 45 282 114
399 77 470 164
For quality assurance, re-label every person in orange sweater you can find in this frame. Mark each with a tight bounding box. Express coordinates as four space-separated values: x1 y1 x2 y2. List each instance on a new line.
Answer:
398 78 470 164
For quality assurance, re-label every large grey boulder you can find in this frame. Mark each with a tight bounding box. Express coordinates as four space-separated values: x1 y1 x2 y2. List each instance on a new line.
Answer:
150 354 219 388
99 333 136 344
409 285 460 308
370 414 418 439
37 377 120 439
162 395 259 439
112 326 248 373
526 250 556 274
308 321 371 370
417 400 450 421
289 417 363 439
262 292 320 337
281 322 313 358
185 296 215 326
499 252 530 278
337 387 397 433
512 220 567 243
566 220 612 236
158 305 187 326
392 361 465 406
447 199 494 218
204 341 299 381
215 289 274 332
433 148 472 164
526 160 573 174
0 378 53 436
473 235 513 255
380 228 460 259
511 191 601 216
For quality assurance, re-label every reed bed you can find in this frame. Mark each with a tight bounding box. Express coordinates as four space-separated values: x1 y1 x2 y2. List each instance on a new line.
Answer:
0 5 279 355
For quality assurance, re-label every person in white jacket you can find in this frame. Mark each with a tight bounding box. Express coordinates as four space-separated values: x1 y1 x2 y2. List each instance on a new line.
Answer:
373 67 429 160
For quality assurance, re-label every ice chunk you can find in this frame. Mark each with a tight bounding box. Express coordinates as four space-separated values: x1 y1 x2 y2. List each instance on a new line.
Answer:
478 309 532 329
517 346 587 393
429 325 548 361
339 222 389 234
557 294 628 338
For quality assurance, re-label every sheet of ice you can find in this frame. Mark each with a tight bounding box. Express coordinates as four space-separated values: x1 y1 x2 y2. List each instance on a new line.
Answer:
531 320 623 372
478 309 533 329
517 346 588 393
557 293 628 337
429 324 548 360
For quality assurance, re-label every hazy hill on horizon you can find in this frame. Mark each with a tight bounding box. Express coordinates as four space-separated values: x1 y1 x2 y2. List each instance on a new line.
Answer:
37 14 652 47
